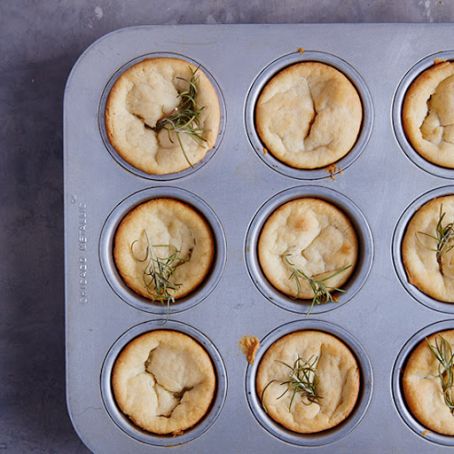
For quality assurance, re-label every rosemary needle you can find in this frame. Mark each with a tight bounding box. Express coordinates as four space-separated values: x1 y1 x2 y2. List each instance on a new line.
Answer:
426 335 454 415
261 355 321 412
152 67 206 167
417 204 454 264
130 230 193 306
281 252 351 314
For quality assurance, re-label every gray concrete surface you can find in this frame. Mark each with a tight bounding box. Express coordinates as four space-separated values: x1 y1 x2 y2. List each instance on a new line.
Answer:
0 1 453 452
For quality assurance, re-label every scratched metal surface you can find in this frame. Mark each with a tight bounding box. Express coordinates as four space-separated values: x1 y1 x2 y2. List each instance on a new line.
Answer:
64 24 454 453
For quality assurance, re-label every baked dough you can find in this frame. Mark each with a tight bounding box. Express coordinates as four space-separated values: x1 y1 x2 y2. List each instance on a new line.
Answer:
402 195 454 302
403 330 454 435
255 62 363 169
112 330 216 435
258 198 358 299
114 198 214 302
403 61 454 168
256 330 360 433
105 57 221 174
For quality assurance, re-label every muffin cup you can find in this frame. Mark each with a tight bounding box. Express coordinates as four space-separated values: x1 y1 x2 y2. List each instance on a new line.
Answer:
392 185 454 313
391 319 454 446
100 319 227 447
98 52 226 181
244 185 374 314
99 187 226 314
244 51 373 180
392 50 454 179
245 319 373 447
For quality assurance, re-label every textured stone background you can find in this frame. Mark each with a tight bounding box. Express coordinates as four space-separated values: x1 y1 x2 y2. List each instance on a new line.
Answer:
0 1 453 452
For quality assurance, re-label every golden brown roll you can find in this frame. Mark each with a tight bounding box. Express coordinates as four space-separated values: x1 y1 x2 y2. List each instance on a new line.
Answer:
403 61 454 168
255 62 362 169
403 330 454 435
256 330 360 433
402 195 454 302
105 57 220 174
258 198 358 300
112 330 216 435
114 198 214 303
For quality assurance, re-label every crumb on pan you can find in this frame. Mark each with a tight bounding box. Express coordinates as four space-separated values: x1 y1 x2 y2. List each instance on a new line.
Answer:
239 336 260 365
297 47 305 54
325 164 343 179
434 57 447 65
263 147 268 155
421 429 430 437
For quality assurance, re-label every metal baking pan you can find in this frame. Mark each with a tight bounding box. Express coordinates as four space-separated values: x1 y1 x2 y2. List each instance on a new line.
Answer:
64 24 454 453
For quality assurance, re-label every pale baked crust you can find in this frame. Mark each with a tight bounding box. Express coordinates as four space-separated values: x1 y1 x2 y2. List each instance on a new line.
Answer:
256 330 360 433
258 198 358 299
113 198 214 301
255 62 363 169
402 195 454 302
403 330 454 435
402 61 454 168
112 330 216 435
105 57 221 175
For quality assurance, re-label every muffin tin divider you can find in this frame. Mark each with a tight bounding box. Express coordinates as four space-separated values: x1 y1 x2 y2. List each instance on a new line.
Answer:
65 24 454 453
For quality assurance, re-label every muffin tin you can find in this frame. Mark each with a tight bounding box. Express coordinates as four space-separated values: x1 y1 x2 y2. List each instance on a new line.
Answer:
64 24 454 453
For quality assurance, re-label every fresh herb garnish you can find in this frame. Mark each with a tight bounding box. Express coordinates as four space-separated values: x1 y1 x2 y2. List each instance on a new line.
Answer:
426 335 454 415
417 204 454 265
281 252 351 313
152 67 206 167
130 230 193 306
261 355 321 412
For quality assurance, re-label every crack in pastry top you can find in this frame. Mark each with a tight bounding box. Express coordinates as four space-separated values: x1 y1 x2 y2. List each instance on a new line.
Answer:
402 195 454 302
403 61 454 168
255 62 362 169
112 330 216 435
113 198 215 302
258 198 358 299
256 330 360 433
105 57 221 174
143 349 196 418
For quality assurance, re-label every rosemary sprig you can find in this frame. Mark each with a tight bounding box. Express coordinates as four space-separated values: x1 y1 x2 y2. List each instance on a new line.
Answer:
261 355 321 412
152 67 206 167
130 230 193 305
417 204 454 264
426 335 454 415
281 252 351 313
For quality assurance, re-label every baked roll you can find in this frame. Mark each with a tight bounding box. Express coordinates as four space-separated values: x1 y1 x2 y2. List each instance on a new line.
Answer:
105 57 220 174
114 198 214 303
403 330 454 435
256 330 360 433
258 198 358 305
403 61 454 168
112 330 216 435
255 62 362 169
402 195 454 302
